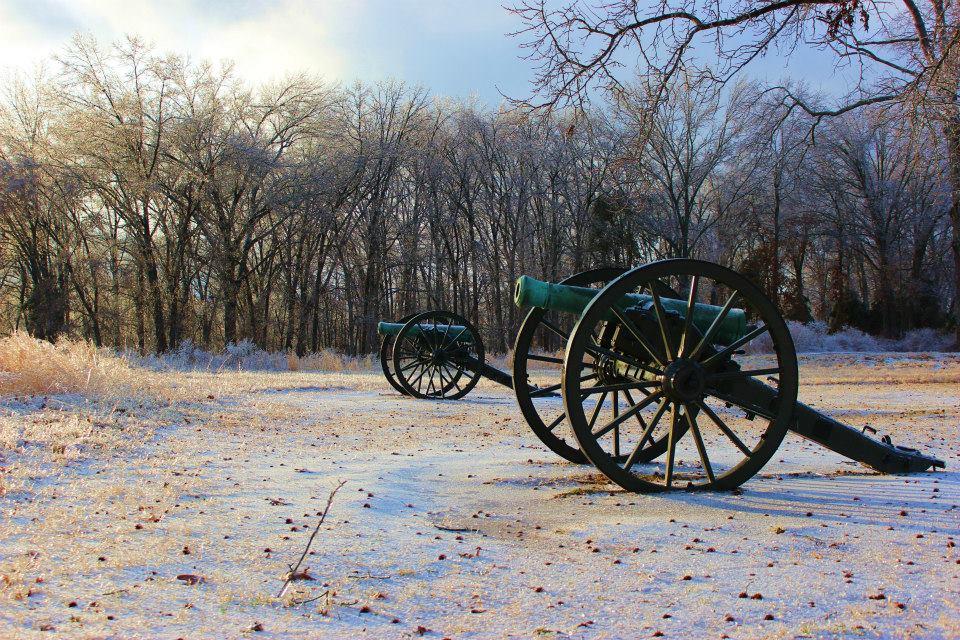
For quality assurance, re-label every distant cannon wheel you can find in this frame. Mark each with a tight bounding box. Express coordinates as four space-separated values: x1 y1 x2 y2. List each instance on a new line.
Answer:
380 313 419 396
393 310 485 400
563 259 798 492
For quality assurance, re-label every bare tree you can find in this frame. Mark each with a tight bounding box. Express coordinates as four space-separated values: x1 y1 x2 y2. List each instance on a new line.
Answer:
0 73 74 340
57 35 180 352
510 0 960 342
613 75 761 259
0 33 954 353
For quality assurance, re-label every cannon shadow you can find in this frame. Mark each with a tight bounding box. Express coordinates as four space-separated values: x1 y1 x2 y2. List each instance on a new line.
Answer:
651 470 958 534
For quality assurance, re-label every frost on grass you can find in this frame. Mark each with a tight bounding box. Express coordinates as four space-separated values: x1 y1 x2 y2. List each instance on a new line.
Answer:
750 321 955 354
0 334 956 637
128 338 374 373
0 333 179 497
0 332 140 397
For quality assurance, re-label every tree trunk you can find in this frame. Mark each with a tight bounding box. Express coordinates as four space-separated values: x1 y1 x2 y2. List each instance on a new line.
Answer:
876 242 897 338
134 267 147 355
142 252 168 353
827 236 846 334
25 270 69 341
770 171 782 304
946 118 960 347
223 277 239 347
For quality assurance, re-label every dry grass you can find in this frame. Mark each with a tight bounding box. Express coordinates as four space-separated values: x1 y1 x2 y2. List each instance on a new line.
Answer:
0 332 138 398
286 349 373 372
0 334 181 485
795 352 960 385
0 334 383 504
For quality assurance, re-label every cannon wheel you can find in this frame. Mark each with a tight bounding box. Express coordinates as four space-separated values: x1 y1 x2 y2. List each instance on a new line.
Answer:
514 268 688 464
380 313 419 396
563 259 798 492
393 310 485 400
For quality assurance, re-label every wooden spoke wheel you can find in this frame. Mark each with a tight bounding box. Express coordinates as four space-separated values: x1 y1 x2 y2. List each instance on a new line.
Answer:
563 259 798 492
393 310 484 400
514 268 687 464
380 313 418 396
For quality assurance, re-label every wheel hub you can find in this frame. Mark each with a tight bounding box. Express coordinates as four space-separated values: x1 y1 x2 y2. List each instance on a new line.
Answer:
661 358 707 402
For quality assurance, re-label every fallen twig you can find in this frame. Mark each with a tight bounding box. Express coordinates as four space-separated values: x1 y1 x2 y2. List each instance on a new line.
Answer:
277 479 346 599
433 524 477 533
292 589 330 606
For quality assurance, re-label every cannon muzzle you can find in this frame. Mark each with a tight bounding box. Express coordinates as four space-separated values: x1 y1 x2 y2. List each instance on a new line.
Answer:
514 275 747 345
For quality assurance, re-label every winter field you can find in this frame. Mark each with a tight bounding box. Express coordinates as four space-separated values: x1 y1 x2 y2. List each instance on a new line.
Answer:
0 335 957 639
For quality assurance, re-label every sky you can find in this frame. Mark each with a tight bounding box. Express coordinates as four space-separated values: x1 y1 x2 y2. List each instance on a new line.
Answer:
0 0 859 107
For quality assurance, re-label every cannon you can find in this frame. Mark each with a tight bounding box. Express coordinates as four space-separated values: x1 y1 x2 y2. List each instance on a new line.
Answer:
378 309 508 400
379 259 945 492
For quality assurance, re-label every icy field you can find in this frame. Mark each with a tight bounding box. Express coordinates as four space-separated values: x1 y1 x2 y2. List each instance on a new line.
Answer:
0 354 957 639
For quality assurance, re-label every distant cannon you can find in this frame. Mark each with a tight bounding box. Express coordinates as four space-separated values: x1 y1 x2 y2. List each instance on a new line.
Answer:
378 259 945 492
377 310 507 400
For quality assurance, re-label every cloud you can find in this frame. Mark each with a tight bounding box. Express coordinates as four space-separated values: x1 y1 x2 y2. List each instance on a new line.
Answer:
0 1 72 72
0 0 531 104
189 0 356 84
0 0 357 85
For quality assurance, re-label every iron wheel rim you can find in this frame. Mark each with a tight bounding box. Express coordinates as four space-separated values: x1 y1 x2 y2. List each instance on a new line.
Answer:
393 310 485 400
563 259 798 492
380 313 418 396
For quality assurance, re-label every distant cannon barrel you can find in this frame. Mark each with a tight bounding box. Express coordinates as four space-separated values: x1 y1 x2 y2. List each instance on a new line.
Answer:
514 275 747 345
377 320 473 341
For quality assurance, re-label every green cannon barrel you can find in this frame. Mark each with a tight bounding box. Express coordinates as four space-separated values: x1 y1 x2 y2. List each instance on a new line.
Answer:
514 275 747 345
377 321 474 341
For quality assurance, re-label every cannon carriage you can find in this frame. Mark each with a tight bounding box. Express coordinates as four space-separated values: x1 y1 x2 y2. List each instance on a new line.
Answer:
378 259 944 492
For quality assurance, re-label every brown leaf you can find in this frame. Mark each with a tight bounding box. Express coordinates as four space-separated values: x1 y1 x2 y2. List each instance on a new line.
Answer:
283 568 313 582
176 574 205 585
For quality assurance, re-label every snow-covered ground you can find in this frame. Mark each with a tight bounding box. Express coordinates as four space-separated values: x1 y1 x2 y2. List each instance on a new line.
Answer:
0 355 957 639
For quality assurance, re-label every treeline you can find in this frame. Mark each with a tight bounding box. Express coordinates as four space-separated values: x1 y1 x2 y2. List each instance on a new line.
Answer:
0 37 955 355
